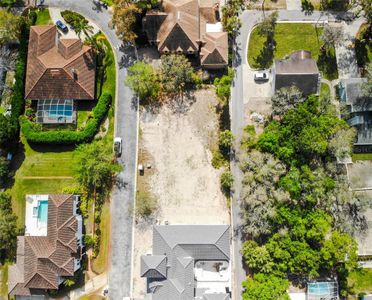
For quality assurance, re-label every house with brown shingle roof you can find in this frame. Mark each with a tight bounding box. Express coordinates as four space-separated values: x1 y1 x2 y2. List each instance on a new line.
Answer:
26 25 96 124
143 0 228 69
8 195 83 297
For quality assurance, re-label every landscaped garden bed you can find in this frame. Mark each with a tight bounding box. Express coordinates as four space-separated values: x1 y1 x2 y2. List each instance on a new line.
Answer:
248 23 338 80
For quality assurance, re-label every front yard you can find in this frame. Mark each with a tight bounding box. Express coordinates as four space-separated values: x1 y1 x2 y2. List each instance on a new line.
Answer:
248 23 338 80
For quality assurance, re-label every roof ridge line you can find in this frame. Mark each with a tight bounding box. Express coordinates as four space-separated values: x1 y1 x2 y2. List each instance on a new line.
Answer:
62 53 96 99
213 226 230 260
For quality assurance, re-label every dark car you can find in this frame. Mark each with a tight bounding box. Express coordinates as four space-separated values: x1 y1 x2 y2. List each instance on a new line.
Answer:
56 20 68 33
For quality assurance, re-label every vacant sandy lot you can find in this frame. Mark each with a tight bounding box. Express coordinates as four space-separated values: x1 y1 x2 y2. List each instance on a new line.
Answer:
132 89 230 298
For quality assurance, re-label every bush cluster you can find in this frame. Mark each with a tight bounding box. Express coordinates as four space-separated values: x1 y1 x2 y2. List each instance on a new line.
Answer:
60 10 87 28
21 93 112 145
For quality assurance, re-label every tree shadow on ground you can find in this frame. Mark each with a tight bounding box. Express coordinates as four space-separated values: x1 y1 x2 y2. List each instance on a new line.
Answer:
301 0 314 15
317 47 339 80
253 36 276 69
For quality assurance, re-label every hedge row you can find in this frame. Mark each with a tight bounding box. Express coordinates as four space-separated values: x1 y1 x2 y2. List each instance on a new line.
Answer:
9 18 32 135
21 93 112 145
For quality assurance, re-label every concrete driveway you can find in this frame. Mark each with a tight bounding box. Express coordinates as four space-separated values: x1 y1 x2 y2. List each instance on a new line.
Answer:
48 7 100 40
43 1 138 299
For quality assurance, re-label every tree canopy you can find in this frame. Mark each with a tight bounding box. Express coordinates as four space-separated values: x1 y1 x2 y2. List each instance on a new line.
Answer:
160 54 194 98
242 273 290 300
271 86 304 116
73 141 121 195
258 96 348 165
0 10 21 45
0 192 20 262
112 0 140 43
240 94 362 297
125 61 160 102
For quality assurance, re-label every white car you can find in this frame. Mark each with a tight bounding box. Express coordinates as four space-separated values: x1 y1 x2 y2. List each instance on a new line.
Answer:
254 71 269 81
114 137 122 157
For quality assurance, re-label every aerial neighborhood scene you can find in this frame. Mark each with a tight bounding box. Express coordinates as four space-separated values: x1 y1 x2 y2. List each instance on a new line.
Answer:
0 0 371 298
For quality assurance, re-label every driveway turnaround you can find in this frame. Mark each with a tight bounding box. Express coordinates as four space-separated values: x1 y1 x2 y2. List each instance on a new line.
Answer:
43 1 138 299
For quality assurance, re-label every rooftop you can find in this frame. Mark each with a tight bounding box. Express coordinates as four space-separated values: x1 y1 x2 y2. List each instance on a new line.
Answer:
8 195 83 297
275 50 319 75
25 25 96 100
141 225 231 300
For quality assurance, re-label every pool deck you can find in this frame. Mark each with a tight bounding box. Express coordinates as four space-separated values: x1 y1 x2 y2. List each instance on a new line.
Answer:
25 195 49 236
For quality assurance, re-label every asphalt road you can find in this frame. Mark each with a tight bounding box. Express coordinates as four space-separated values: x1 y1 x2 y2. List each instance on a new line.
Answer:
42 1 138 299
230 9 329 300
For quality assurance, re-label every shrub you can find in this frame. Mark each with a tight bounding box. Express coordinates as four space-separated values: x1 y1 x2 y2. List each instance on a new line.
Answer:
136 190 157 218
212 149 228 169
84 234 94 248
220 171 234 194
21 93 112 145
61 10 86 28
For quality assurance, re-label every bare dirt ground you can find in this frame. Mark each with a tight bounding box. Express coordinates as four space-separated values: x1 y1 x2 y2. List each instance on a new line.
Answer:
132 88 230 298
347 161 372 189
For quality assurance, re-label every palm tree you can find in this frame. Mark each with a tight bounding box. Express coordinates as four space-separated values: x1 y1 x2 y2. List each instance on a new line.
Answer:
75 19 94 40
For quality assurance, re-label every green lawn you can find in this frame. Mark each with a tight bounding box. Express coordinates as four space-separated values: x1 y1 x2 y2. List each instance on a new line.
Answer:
0 107 5 114
320 83 330 98
348 269 372 295
9 137 75 227
0 263 9 299
352 153 372 162
92 202 110 274
35 8 53 25
248 23 338 80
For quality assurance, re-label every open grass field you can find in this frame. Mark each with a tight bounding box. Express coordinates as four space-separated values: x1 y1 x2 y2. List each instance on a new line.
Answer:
248 23 338 80
348 268 372 295
35 8 53 25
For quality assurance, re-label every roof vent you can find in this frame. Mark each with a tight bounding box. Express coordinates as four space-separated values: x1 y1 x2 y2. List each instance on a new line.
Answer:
71 68 78 80
50 69 61 76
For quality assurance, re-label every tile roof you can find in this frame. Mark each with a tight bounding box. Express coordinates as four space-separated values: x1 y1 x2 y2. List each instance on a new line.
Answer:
8 195 81 296
141 225 231 300
25 26 95 100
143 0 227 68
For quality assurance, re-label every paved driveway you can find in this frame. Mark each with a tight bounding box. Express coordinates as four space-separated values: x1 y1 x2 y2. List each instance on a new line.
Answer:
43 1 138 299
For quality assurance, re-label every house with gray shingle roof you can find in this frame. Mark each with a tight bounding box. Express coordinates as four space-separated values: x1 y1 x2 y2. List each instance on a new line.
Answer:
141 225 231 300
272 50 320 96
338 78 372 151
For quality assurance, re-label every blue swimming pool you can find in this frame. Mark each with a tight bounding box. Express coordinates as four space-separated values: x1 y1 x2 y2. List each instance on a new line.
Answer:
37 200 48 223
48 104 73 117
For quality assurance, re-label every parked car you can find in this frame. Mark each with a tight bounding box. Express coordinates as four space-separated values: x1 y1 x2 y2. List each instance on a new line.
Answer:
254 71 269 81
114 137 122 157
56 20 68 33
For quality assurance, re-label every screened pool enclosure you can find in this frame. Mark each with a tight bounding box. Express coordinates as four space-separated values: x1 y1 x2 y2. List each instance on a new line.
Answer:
36 99 76 124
